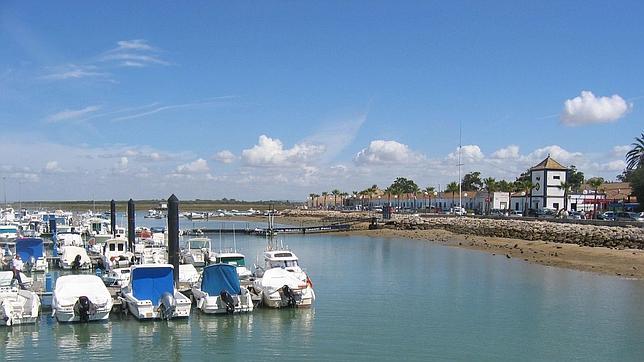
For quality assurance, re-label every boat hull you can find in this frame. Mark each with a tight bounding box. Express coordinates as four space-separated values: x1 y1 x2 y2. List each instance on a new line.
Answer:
123 293 191 320
262 287 315 308
53 307 111 323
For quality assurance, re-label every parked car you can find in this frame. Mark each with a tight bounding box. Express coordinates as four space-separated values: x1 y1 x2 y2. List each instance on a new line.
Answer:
449 207 467 216
509 210 523 217
597 211 616 221
489 209 506 217
615 212 644 222
566 211 585 220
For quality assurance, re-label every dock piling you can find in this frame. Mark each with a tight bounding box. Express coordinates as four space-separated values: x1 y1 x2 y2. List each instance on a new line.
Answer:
127 199 135 252
110 199 116 237
168 194 180 284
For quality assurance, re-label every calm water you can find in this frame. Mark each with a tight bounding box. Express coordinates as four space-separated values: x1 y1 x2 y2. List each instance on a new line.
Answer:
2 226 644 360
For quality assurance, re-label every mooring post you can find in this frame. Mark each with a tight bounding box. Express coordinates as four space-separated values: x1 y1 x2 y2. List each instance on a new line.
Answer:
168 194 180 284
110 199 116 237
127 199 135 252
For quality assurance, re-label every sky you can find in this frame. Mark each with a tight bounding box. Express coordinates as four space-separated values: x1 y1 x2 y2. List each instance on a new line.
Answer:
1 1 643 201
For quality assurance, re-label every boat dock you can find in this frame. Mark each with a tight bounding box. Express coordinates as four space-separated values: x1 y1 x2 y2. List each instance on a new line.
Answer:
191 223 352 236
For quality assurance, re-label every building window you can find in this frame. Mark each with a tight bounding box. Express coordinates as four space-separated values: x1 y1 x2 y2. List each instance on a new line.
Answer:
553 202 559 209
515 202 519 210
553 175 560 180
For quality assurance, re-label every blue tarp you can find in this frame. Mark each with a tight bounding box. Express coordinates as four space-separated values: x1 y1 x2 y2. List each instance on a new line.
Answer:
131 266 175 306
16 238 45 260
201 264 241 296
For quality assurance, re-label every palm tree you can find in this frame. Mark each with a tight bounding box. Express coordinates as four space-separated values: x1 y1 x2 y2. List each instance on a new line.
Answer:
483 177 497 214
331 189 341 208
424 186 435 210
341 192 349 208
626 132 644 170
519 180 534 215
321 192 329 209
558 181 572 212
308 193 317 208
587 177 604 218
446 182 459 208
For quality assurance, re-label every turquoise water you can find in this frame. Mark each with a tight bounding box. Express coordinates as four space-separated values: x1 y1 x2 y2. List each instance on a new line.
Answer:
2 231 644 361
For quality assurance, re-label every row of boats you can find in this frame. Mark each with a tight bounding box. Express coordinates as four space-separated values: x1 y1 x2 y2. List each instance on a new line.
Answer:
1 234 316 326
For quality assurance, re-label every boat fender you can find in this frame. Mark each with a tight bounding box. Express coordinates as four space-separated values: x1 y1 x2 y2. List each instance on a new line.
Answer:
72 254 82 269
158 292 176 320
220 290 236 313
74 296 94 322
282 285 297 308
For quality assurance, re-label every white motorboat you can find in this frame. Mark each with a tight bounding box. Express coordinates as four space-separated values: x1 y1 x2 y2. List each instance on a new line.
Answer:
52 275 113 323
100 238 134 271
0 224 19 246
178 264 200 289
102 267 131 287
192 264 253 314
181 237 211 267
121 264 191 320
15 237 48 272
254 249 315 308
59 245 92 270
134 239 167 264
212 251 253 281
0 271 40 326
254 267 315 308
56 232 84 248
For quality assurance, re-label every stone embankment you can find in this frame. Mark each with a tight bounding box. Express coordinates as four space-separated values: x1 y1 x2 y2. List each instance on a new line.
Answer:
388 215 644 249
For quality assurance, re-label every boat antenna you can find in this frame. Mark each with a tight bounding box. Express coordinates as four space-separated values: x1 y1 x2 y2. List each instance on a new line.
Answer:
219 225 222 253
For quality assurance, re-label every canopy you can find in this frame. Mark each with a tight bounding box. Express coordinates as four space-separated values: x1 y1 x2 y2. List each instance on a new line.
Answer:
16 237 45 260
0 271 13 287
259 268 304 290
131 265 174 306
54 275 111 306
201 264 240 296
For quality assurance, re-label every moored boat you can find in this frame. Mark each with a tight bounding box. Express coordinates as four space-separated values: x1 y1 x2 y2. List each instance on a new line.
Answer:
192 264 253 314
52 275 113 323
0 271 41 326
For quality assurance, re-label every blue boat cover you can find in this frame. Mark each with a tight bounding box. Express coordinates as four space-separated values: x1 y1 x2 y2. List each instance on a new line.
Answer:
201 264 241 296
16 238 44 260
131 266 175 306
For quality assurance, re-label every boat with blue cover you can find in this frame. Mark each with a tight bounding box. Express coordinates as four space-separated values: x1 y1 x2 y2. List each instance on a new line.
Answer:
191 264 254 314
15 237 48 272
121 264 191 320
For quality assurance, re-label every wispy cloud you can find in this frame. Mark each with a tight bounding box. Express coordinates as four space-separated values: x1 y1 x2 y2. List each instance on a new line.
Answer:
112 97 236 122
46 105 101 123
101 39 170 68
41 64 109 80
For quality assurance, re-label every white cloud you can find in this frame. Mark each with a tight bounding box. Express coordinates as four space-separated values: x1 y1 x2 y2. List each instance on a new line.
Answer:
526 145 582 164
611 145 631 157
102 39 169 67
447 145 484 162
213 150 236 164
46 105 101 123
561 90 631 126
354 140 423 165
115 39 156 51
491 145 520 159
242 135 325 166
176 158 209 173
41 64 108 80
602 160 626 171
44 161 62 173
118 157 128 169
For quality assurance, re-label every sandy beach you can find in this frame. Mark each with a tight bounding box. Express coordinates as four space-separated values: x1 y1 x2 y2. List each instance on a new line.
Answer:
268 213 644 280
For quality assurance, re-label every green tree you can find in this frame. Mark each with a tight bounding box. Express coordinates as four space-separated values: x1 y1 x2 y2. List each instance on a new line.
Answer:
558 181 572 212
424 186 436 210
587 177 605 218
567 165 585 192
517 180 534 215
446 182 460 208
461 171 482 191
483 177 497 214
629 167 644 211
387 177 419 195
626 132 644 170
331 189 341 207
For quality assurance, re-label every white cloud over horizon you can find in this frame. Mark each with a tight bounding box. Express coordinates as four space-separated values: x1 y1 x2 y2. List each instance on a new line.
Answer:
46 105 101 123
241 135 325 167
176 158 209 173
213 150 236 164
561 90 631 126
354 140 423 165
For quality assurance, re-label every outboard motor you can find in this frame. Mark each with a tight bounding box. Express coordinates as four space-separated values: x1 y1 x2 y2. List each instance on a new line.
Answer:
281 285 297 308
71 254 82 269
158 292 176 320
220 290 236 314
74 296 95 322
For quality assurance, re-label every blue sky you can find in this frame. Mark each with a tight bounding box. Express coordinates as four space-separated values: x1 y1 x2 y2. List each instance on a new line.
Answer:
1 1 642 201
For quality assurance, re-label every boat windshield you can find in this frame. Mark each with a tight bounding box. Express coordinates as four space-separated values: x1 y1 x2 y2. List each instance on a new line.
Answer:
0 227 17 233
269 260 298 268
217 256 245 266
189 239 209 249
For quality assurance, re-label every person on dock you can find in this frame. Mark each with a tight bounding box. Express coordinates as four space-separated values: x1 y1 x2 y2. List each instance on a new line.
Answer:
11 254 25 290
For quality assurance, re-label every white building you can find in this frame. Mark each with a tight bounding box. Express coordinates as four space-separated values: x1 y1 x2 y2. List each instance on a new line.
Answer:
529 156 568 211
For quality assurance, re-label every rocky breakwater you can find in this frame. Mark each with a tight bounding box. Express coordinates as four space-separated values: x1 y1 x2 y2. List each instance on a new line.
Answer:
388 216 644 249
